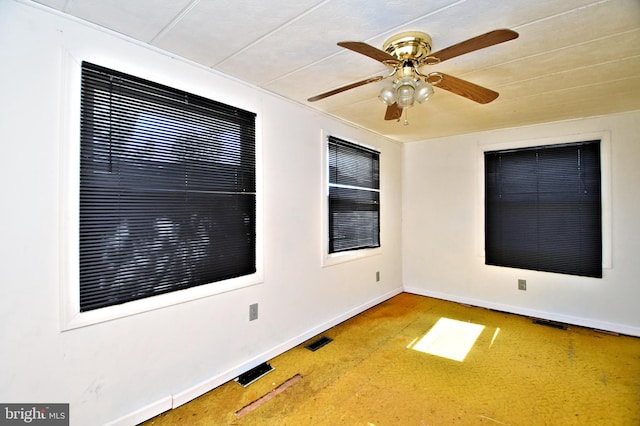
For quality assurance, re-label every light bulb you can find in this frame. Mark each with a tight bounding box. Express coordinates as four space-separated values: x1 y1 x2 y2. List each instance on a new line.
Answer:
395 77 416 108
414 80 434 103
378 86 396 105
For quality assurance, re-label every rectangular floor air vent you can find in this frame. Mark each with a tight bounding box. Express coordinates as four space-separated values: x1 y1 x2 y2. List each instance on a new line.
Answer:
235 362 274 387
533 319 568 330
305 336 333 351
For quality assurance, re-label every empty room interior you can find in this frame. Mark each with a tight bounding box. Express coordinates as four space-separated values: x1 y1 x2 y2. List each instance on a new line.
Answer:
1 1 639 425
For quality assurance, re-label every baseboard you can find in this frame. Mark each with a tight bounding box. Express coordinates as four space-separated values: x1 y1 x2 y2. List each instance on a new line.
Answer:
106 284 639 426
103 287 401 425
171 286 403 408
104 396 172 426
403 286 640 337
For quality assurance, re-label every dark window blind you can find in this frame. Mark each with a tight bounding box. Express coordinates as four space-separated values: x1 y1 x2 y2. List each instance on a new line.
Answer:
485 141 602 278
79 62 256 311
328 136 380 253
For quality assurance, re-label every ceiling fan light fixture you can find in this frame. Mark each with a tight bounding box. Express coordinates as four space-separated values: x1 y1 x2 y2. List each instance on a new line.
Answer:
379 76 433 109
308 28 519 124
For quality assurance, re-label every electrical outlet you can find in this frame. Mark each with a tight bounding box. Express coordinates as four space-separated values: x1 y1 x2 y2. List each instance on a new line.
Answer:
376 271 380 282
518 279 527 291
249 303 258 321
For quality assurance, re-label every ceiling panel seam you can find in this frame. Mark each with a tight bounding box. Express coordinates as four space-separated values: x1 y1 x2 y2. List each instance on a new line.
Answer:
465 27 640 78
502 75 640 101
150 0 202 44
499 54 640 88
211 0 332 68
511 0 612 31
360 0 467 44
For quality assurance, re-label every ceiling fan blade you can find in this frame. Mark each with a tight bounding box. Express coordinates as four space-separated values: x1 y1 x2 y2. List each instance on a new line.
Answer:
384 103 403 121
307 76 384 102
430 29 518 63
432 73 499 104
337 41 400 65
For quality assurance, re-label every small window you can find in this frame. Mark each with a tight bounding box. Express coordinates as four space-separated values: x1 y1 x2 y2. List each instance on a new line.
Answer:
328 136 380 253
79 62 257 311
484 141 602 278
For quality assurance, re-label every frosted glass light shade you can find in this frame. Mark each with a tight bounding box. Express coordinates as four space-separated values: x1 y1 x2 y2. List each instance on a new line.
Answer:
378 86 396 105
378 76 433 109
396 77 416 108
414 80 434 103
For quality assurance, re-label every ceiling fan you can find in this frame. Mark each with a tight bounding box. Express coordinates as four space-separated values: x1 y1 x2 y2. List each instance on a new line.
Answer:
307 29 519 124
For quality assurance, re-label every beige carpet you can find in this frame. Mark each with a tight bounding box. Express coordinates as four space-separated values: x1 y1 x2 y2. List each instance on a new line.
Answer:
144 293 640 425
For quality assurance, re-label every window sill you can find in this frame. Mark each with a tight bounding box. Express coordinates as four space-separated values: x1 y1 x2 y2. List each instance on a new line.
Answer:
322 247 382 267
61 273 263 331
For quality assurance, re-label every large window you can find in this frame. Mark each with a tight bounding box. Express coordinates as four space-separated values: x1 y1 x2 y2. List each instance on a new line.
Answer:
328 136 380 253
484 140 602 278
79 62 256 311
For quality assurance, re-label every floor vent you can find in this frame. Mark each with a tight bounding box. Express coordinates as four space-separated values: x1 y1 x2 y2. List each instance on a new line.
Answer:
533 319 568 330
305 336 333 351
235 362 274 387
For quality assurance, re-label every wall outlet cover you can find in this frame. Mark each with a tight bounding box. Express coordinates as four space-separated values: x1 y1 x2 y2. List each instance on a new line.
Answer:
249 303 258 321
518 279 527 291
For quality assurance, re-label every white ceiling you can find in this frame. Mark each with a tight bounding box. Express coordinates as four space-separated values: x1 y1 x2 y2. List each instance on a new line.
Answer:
31 0 640 142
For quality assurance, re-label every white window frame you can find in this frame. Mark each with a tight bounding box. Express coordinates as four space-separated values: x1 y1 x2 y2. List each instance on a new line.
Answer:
320 130 382 267
59 54 263 330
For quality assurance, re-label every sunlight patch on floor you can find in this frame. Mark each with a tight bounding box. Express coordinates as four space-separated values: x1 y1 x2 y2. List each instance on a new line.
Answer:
408 317 486 362
489 327 500 349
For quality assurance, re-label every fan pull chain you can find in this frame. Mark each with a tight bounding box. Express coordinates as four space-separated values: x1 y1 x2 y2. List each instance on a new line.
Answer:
403 107 409 126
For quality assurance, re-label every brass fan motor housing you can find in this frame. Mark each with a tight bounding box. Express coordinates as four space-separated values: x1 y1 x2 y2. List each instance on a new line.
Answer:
383 31 433 62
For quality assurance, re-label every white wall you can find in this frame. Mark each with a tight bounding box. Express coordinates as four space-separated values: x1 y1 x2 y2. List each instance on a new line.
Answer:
0 2 403 424
403 110 640 336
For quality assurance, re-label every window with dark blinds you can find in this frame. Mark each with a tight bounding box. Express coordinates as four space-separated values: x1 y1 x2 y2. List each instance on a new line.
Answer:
79 62 257 311
485 141 602 278
328 136 380 253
